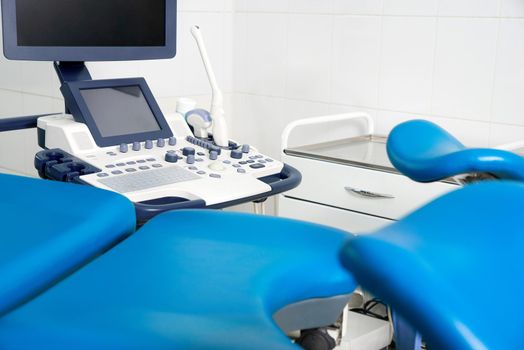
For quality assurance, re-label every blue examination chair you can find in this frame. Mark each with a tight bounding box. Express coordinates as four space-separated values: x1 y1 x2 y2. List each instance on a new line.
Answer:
0 173 135 316
387 119 524 182
1 119 522 349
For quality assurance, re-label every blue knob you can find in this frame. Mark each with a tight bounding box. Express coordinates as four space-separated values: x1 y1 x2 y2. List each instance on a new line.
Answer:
242 144 250 153
231 150 243 159
119 143 128 153
186 154 195 164
183 147 196 157
165 151 178 163
157 138 165 147
132 142 141 151
169 137 177 146
145 140 153 149
209 150 218 160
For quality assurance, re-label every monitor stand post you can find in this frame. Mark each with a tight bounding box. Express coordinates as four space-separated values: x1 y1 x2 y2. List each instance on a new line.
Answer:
53 61 93 114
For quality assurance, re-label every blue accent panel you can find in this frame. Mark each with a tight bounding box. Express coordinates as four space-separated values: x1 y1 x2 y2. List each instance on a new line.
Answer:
340 181 524 350
0 211 354 349
0 113 59 132
60 78 173 147
135 198 206 223
0 173 136 317
1 0 177 61
37 127 45 148
387 120 524 182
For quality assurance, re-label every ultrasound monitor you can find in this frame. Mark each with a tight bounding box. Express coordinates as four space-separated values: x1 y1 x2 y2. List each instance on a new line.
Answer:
1 0 177 61
61 78 172 147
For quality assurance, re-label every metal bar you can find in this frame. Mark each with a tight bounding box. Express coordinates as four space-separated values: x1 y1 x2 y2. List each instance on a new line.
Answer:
0 113 60 133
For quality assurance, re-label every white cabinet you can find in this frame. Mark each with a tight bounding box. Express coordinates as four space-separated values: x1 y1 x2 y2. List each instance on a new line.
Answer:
279 195 390 233
278 113 459 234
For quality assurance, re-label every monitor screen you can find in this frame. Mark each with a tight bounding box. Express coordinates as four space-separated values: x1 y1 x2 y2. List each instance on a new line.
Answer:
1 0 177 61
15 0 165 47
80 86 161 138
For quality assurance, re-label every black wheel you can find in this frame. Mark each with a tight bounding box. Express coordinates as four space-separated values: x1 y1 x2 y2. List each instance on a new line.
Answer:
296 328 336 350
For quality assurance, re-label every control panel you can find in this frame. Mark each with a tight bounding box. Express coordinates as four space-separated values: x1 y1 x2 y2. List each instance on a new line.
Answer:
37 113 284 207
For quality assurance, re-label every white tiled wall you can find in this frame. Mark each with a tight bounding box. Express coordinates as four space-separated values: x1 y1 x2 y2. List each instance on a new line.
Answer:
2 0 524 176
233 0 524 160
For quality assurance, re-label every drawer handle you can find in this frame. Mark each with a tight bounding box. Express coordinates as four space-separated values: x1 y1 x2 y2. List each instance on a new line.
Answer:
345 187 395 199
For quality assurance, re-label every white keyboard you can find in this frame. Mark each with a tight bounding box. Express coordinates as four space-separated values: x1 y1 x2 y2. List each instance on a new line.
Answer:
99 166 200 193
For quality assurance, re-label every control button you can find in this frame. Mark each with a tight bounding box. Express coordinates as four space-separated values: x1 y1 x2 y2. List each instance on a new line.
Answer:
146 158 156 162
186 155 195 164
97 173 109 178
139 166 150 170
197 152 205 156
211 146 222 155
250 163 266 169
183 147 196 157
223 160 231 164
247 160 255 164
106 164 115 169
119 143 129 153
256 155 264 159
233 164 241 168
231 150 243 159
116 163 126 167
266 158 274 162
196 158 204 162
209 150 218 161
137 160 147 164
152 164 163 168
249 156 257 160
237 168 246 174
197 171 206 175
210 174 221 179
188 166 198 171
111 170 123 175
239 161 247 165
242 144 250 153
132 142 141 151
169 137 177 146
157 138 165 147
258 160 267 164
209 162 226 172
127 161 136 165
145 140 153 149
165 152 179 163
126 168 137 173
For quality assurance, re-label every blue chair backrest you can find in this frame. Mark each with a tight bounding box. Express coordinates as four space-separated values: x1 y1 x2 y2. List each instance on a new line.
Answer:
387 120 524 182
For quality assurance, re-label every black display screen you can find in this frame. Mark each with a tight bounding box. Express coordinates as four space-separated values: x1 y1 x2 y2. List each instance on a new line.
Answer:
15 0 165 47
80 86 161 138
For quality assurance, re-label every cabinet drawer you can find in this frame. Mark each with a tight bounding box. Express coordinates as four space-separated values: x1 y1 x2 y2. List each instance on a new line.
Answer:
278 195 390 234
285 156 458 220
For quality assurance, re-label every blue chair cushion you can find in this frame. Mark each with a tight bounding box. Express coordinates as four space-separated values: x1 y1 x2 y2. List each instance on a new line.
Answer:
0 174 136 316
0 210 355 349
340 181 524 350
387 120 524 182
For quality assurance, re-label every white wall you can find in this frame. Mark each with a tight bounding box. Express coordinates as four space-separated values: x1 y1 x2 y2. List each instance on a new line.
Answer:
233 0 524 159
2 0 524 175
0 0 235 175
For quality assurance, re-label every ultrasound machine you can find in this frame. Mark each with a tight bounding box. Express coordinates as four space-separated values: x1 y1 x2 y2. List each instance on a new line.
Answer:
1 0 300 222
